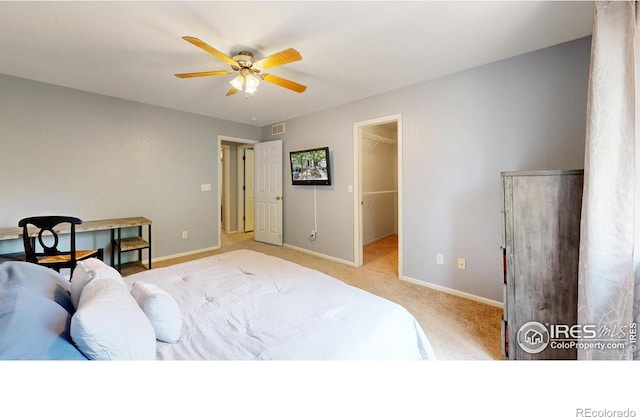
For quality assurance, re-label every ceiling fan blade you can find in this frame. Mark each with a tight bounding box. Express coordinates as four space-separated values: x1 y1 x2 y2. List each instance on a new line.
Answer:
226 87 239 96
182 36 237 66
262 74 307 93
253 48 302 71
175 70 231 79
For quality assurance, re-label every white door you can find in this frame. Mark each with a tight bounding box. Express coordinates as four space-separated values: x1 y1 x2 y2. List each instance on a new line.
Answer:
244 148 255 232
254 140 283 246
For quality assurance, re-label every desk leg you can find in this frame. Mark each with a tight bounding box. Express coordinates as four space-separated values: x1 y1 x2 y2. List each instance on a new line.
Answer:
110 229 115 268
137 225 142 269
117 228 122 273
148 224 152 270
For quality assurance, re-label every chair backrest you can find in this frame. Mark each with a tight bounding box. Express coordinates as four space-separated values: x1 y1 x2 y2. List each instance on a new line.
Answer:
18 216 83 264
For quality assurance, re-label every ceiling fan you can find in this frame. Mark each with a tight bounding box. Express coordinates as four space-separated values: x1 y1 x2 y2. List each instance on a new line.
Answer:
175 36 307 97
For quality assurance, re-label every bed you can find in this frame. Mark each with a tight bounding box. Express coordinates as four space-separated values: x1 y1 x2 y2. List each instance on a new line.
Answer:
0 249 436 360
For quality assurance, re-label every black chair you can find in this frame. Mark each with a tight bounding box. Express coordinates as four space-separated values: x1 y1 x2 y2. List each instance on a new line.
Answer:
18 216 104 278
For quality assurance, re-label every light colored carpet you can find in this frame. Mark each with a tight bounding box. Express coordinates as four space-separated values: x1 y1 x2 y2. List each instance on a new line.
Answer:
153 232 503 360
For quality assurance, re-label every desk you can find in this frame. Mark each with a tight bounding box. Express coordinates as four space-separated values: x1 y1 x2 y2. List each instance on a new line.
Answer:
0 217 152 275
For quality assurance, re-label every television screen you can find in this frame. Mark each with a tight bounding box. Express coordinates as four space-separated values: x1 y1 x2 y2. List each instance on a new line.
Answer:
290 147 332 186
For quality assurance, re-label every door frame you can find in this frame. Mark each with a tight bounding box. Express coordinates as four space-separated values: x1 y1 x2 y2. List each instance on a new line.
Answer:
240 146 255 233
352 114 403 277
221 144 231 234
217 136 258 248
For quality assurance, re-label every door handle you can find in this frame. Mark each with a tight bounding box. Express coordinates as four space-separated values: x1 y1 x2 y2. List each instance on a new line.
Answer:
275 196 282 201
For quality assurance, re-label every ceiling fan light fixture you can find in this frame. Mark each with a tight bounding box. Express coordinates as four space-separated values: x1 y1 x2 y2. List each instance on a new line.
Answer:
245 74 260 94
230 74 244 90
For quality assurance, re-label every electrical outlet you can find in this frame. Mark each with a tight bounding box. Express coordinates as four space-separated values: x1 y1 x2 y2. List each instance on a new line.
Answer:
182 231 188 239
436 254 444 265
457 258 466 270
201 184 212 191
310 230 317 240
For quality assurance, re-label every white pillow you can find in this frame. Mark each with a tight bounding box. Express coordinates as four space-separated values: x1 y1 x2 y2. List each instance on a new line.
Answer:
130 281 182 343
71 258 124 309
70 276 156 360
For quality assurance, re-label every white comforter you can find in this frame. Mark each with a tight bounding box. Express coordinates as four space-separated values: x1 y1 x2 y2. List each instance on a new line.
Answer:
127 249 436 360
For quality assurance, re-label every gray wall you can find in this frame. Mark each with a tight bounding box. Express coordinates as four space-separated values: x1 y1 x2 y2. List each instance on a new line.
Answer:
0 36 590 302
262 37 591 302
0 74 261 261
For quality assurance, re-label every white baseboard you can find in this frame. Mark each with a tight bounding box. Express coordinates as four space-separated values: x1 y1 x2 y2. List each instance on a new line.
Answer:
149 245 221 264
401 275 503 308
283 244 357 267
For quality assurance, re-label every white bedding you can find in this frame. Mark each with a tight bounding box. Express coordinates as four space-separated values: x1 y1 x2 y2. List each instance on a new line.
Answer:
126 249 436 360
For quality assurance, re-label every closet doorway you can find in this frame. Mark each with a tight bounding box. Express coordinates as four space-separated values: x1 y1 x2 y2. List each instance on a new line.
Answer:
353 115 401 277
217 136 258 249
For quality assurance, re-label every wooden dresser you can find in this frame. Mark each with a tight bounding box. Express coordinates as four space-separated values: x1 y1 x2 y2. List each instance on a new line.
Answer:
501 170 583 360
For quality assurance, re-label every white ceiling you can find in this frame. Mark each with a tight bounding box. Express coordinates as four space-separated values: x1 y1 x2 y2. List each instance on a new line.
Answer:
0 1 594 127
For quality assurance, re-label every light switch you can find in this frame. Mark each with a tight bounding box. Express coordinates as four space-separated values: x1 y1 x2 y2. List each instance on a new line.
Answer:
201 184 212 191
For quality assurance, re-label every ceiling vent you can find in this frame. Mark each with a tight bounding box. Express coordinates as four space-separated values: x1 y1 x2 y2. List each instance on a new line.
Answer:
272 123 285 136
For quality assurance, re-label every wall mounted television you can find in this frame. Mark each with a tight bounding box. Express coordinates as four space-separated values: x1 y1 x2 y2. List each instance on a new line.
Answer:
290 147 332 186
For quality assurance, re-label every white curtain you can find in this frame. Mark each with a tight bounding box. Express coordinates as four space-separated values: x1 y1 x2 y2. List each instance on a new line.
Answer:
578 1 640 360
